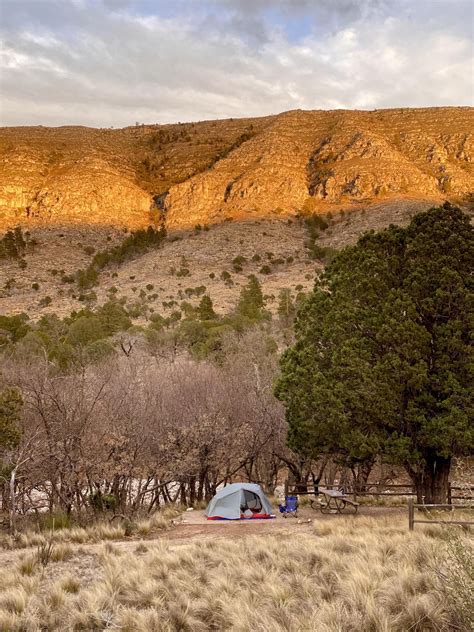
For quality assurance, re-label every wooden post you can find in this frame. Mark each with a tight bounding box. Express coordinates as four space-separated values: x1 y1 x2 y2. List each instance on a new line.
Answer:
408 497 414 531
447 482 452 506
284 478 289 497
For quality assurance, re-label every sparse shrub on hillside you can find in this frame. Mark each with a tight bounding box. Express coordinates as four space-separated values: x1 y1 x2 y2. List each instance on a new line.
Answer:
220 270 233 286
232 255 247 273
31 283 39 291
76 266 98 290
308 243 337 263
38 296 52 307
176 267 190 277
251 253 261 262
180 301 196 319
74 226 166 289
259 264 272 275
169 310 182 323
209 272 215 279
4 278 15 290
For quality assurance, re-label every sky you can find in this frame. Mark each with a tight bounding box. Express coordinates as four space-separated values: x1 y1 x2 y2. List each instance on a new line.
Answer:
0 0 473 127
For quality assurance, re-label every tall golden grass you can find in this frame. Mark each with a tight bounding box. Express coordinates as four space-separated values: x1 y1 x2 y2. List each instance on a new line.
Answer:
0 515 472 631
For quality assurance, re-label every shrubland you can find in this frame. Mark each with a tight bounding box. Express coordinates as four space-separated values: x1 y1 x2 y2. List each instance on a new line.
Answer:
0 205 472 532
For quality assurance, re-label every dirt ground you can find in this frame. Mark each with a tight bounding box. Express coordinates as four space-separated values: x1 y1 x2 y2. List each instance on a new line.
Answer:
0 505 406 567
161 505 405 542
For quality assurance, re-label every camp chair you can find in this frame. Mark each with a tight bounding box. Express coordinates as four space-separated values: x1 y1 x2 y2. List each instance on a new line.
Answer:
279 495 298 518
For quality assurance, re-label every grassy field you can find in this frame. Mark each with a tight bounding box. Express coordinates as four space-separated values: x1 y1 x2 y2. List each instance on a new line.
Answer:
0 511 472 631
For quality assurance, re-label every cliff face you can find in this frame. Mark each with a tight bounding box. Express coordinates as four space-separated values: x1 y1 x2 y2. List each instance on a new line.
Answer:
0 107 472 230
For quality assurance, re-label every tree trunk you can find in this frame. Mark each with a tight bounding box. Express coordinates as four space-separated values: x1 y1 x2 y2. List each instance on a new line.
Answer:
412 455 451 504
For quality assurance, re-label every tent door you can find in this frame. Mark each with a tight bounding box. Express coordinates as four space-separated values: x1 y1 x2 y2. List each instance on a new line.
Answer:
241 490 263 513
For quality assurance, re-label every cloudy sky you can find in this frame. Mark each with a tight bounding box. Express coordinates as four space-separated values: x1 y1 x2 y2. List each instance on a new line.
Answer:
0 0 473 127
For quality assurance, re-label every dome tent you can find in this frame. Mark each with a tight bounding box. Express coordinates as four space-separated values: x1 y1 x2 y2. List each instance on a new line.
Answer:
205 483 275 520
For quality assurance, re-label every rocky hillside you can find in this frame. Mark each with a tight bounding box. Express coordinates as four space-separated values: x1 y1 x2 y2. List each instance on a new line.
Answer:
0 199 438 320
0 107 472 231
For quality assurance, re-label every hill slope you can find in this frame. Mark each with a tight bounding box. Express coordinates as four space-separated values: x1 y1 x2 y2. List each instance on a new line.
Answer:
0 107 472 230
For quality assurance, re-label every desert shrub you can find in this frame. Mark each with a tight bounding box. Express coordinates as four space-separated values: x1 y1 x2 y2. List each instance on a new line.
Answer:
220 270 233 286
89 492 118 512
259 265 272 275
251 253 261 262
38 296 52 307
176 267 190 277
307 244 337 263
74 226 166 289
232 255 247 272
76 266 98 290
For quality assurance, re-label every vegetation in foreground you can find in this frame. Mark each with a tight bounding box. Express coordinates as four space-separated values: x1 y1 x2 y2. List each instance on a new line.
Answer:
277 204 473 504
0 515 472 631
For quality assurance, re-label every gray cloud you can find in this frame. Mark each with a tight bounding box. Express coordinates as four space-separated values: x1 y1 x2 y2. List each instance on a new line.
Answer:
0 0 472 127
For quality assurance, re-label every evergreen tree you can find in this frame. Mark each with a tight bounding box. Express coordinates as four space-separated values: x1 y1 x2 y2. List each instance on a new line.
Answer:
276 205 474 503
197 295 217 320
277 288 295 324
0 388 22 457
236 275 265 320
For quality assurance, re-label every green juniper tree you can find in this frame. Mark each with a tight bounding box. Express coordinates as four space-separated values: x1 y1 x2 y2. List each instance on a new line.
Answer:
276 205 473 503
236 275 266 321
197 295 217 320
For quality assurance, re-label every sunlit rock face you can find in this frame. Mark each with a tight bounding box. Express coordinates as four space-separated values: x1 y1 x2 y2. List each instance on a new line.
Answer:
0 107 473 231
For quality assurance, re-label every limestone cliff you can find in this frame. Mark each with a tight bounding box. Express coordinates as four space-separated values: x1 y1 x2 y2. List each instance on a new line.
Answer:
0 107 472 231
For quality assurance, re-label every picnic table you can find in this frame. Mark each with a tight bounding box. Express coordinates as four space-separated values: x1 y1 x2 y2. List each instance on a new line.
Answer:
311 488 359 515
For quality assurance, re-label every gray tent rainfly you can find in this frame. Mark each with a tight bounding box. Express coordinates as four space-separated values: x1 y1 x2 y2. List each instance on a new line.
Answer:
205 483 275 520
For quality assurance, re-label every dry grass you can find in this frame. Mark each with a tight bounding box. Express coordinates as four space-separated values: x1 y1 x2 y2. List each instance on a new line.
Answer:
0 507 181 552
0 514 471 631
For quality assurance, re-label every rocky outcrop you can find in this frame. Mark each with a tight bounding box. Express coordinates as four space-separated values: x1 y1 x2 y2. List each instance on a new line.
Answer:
0 107 472 231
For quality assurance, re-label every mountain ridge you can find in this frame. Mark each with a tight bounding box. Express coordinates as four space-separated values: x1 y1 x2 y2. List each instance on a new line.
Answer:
0 106 473 231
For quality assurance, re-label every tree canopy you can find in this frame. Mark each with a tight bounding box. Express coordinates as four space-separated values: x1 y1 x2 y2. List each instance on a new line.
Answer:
275 205 474 502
